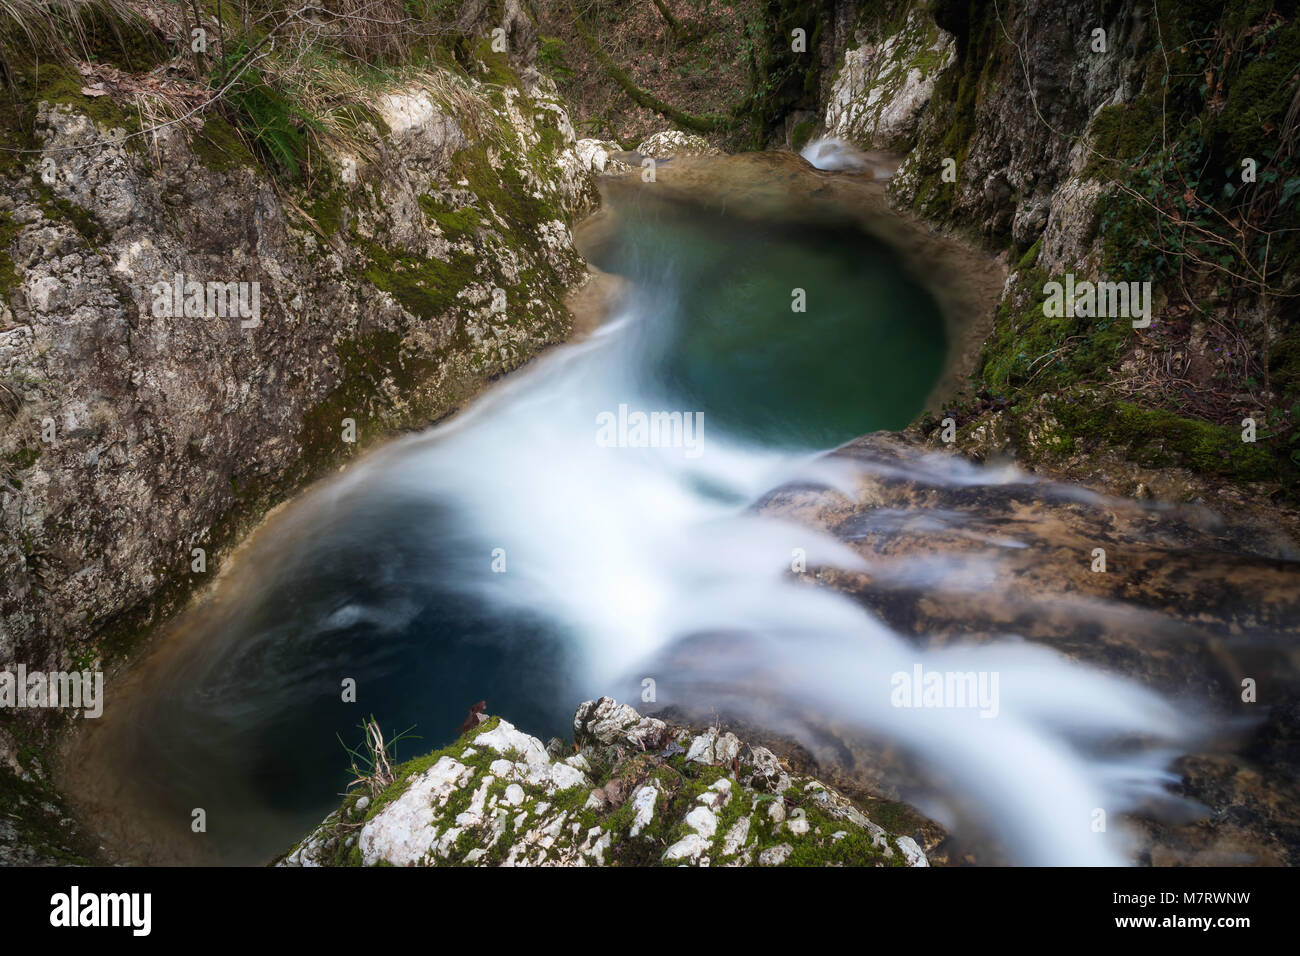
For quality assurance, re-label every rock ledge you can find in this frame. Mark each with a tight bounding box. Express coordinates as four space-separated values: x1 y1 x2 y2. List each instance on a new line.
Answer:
281 698 928 868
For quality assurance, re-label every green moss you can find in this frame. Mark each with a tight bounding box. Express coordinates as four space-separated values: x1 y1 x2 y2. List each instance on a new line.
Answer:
1208 17 1300 159
31 182 108 247
4 446 38 470
26 63 141 137
1270 326 1300 399
0 719 98 865
1015 237 1042 271
359 237 478 321
791 119 815 151
975 266 1132 395
189 116 259 173
0 208 23 296
450 142 562 244
418 195 482 237
899 0 1004 229
473 34 520 87
307 185 348 238
1054 394 1277 482
1083 100 1162 180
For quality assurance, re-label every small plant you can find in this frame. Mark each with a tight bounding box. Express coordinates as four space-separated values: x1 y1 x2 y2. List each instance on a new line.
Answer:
338 716 420 799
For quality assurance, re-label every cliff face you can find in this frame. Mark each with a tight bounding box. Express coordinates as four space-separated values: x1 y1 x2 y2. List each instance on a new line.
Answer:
0 4 596 863
815 0 1298 512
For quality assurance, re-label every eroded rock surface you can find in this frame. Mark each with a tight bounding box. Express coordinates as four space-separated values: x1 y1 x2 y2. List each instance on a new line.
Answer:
823 7 956 150
282 699 928 867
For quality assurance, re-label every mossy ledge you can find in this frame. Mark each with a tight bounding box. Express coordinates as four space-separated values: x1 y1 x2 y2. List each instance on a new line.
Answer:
280 698 931 867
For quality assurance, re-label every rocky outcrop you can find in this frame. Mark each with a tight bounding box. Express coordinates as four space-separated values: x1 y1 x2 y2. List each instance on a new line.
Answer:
755 430 1300 864
0 76 593 670
282 698 929 867
822 6 955 150
634 130 721 159
573 129 721 176
815 0 1297 508
0 25 597 863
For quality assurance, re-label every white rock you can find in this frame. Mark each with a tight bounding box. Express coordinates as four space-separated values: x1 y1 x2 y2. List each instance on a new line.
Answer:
629 783 659 837
897 835 930 867
700 777 733 809
663 832 711 862
435 826 463 858
358 756 473 866
573 697 668 750
713 732 741 765
767 798 787 824
684 805 718 839
574 138 619 173
759 843 793 866
722 817 751 856
748 746 791 794
504 784 526 806
635 130 720 158
476 720 551 768
686 728 717 764
456 779 491 827
823 9 956 150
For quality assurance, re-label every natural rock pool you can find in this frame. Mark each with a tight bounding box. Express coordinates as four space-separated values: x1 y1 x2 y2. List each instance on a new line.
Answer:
62 154 950 864
62 153 1295 868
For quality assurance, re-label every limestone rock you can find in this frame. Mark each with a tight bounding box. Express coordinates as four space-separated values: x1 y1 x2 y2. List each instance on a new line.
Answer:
635 130 722 159
823 9 956 150
282 701 928 867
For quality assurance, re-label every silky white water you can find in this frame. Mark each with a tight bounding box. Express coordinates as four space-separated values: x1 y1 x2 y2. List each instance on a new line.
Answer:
69 185 1200 866
328 247 1196 868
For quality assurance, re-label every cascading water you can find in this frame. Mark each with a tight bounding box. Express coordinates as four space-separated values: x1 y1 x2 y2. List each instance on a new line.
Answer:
66 172 1198 866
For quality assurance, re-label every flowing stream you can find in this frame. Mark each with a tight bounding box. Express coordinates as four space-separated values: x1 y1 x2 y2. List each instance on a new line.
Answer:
65 162 1202 866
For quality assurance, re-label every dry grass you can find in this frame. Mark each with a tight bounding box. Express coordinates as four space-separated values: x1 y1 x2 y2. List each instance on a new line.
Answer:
0 0 501 183
340 716 421 799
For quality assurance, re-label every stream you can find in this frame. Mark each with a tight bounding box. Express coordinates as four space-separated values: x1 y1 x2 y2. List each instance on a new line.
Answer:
64 154 1259 867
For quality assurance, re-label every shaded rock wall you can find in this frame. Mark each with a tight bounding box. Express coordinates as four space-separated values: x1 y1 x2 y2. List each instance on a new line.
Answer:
0 23 596 862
